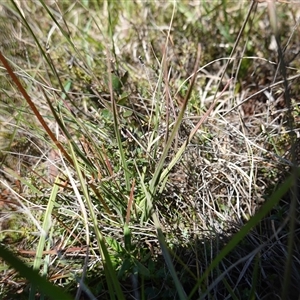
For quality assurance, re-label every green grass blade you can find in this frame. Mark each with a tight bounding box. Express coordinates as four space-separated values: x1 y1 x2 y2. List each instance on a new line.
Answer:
29 176 60 299
69 142 125 300
0 244 72 300
156 227 187 300
188 172 297 299
149 44 202 196
110 84 131 191
137 164 187 299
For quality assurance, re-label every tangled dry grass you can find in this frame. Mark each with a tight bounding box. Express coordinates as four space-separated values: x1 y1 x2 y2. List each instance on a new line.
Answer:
0 1 300 299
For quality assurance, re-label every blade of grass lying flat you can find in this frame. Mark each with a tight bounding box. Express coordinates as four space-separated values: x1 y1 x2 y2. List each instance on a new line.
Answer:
188 171 298 299
29 176 60 300
0 244 72 300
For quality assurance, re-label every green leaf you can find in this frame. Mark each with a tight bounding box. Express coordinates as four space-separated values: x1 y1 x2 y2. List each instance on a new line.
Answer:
118 258 132 279
30 176 60 299
112 71 128 95
107 236 126 254
0 244 72 300
188 172 297 299
134 260 150 277
124 224 132 251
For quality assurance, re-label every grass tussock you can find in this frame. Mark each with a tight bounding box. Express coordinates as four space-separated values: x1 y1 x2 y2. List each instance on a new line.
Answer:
0 1 300 299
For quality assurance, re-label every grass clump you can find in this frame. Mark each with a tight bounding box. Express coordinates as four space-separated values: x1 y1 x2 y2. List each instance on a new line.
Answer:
0 1 300 299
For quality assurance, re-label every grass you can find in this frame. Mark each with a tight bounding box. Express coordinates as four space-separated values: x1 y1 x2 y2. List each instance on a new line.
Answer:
0 0 300 299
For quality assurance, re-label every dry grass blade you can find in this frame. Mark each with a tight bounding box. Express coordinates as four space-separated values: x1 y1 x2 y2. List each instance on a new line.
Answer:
0 51 73 164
